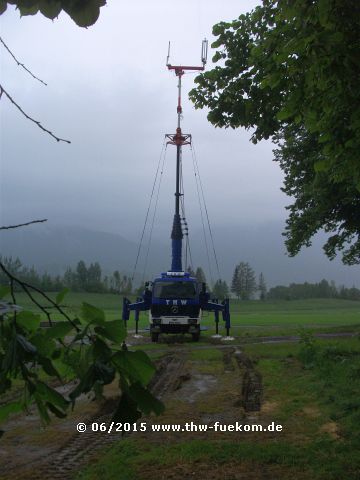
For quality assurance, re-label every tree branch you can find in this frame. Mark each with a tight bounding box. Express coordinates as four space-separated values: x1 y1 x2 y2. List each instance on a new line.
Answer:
0 36 47 86
0 219 48 230
0 84 71 144
0 262 81 332
9 278 17 322
21 282 54 327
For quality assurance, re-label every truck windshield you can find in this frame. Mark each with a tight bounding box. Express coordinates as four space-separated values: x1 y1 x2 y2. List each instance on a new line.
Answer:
153 281 197 299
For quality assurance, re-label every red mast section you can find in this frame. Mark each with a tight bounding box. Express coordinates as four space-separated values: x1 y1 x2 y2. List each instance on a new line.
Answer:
165 39 208 272
165 39 208 147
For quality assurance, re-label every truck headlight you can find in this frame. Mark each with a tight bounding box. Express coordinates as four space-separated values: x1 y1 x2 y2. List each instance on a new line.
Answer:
189 318 198 324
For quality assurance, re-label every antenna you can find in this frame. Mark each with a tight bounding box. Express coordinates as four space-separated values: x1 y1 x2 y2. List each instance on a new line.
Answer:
166 41 171 67
201 38 208 65
166 38 208 73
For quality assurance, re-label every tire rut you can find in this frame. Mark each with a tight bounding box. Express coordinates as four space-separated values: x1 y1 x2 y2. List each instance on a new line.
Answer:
1 352 187 480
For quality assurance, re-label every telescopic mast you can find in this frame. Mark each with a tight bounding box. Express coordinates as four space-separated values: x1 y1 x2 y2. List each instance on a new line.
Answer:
165 39 208 272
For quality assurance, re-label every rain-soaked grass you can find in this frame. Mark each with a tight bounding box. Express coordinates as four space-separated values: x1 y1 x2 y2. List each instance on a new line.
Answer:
11 292 360 338
76 436 360 480
76 337 360 480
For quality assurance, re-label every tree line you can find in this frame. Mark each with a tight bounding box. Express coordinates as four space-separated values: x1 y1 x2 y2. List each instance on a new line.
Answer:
268 280 360 302
230 262 360 302
0 257 232 299
0 256 132 294
1 256 358 301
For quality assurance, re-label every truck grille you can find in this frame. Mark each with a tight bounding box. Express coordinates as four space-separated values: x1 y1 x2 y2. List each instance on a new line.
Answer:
151 304 200 317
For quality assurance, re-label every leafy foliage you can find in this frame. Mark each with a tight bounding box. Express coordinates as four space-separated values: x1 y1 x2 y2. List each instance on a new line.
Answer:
0 0 106 27
298 329 319 368
0 284 164 436
190 0 360 264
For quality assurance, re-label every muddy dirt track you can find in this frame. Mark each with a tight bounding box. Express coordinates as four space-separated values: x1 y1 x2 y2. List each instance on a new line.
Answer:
0 353 195 480
0 332 354 479
0 345 264 480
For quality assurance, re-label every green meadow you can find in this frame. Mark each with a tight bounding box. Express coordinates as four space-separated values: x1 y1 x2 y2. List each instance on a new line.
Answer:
10 292 360 337
76 337 360 480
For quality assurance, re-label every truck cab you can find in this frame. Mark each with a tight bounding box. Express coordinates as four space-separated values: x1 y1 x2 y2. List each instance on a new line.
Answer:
149 271 201 342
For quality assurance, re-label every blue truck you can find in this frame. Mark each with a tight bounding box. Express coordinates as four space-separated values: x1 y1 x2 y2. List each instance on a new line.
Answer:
122 42 231 342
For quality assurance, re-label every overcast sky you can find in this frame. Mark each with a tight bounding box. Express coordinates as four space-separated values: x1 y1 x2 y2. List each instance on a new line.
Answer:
0 0 288 241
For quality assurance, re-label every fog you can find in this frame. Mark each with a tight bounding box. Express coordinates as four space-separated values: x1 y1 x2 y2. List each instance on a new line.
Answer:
0 1 358 285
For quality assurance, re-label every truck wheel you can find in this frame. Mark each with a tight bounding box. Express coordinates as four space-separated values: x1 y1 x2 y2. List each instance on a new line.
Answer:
192 331 200 342
151 332 159 343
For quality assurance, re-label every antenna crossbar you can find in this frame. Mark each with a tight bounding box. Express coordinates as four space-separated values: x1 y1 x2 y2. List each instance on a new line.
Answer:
165 131 191 147
166 38 208 76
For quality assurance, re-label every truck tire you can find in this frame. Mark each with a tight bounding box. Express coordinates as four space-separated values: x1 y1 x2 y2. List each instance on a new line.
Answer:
192 331 200 342
151 332 159 343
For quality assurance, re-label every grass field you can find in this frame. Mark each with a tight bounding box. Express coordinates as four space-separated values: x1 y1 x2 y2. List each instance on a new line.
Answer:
75 337 360 480
9 291 360 337
3 291 360 479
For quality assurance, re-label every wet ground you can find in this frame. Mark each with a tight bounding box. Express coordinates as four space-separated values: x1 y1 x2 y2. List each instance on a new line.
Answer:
0 331 355 479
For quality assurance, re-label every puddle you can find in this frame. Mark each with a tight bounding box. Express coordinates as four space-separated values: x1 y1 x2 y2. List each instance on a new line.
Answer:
174 374 217 403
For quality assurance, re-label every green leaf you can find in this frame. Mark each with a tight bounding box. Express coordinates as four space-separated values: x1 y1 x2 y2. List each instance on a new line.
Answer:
38 0 62 19
212 51 223 63
46 402 67 419
0 285 10 299
72 323 90 342
112 392 141 424
36 381 68 412
129 382 164 415
112 351 155 386
0 401 22 422
69 365 96 402
63 0 104 28
55 287 69 305
93 337 112 362
2 337 17 372
94 361 115 385
19 5 40 16
16 334 37 354
212 23 224 36
34 394 51 424
45 321 74 339
16 311 41 333
0 377 11 394
37 355 61 380
276 106 294 121
0 1 7 15
314 160 329 173
30 333 56 357
94 320 126 343
81 302 105 325
93 380 104 400
318 133 331 144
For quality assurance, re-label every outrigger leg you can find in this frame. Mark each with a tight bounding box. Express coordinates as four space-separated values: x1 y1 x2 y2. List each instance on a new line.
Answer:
201 295 231 336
